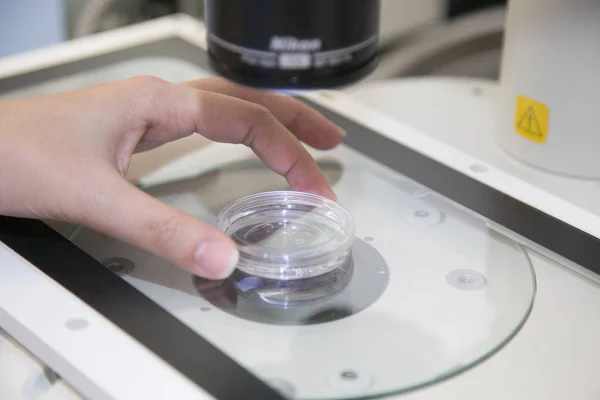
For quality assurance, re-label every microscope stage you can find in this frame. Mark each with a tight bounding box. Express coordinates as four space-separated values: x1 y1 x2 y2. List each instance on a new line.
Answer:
0 15 599 400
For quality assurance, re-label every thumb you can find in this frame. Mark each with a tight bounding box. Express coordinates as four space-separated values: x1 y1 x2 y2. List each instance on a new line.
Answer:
80 171 239 279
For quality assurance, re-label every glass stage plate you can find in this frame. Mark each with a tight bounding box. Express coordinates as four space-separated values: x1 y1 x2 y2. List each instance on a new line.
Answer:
0 38 535 399
69 143 536 400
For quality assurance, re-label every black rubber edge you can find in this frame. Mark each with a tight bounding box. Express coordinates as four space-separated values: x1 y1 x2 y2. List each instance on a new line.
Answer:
300 98 600 275
0 217 284 400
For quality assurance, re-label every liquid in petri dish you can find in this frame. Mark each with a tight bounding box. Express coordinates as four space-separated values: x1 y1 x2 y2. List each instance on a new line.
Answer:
231 214 342 251
218 191 355 281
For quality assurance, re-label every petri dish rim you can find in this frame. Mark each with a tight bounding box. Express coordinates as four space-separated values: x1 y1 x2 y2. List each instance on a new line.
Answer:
217 191 356 269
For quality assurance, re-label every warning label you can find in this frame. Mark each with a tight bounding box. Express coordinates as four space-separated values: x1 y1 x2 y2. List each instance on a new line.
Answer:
515 95 550 143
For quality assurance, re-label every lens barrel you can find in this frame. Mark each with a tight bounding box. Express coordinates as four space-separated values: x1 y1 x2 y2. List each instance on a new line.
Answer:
204 0 380 89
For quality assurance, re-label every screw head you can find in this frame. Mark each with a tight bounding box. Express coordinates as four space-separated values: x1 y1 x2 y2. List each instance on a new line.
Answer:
470 164 488 173
65 318 88 331
341 370 359 380
101 257 134 276
328 367 373 394
446 269 486 290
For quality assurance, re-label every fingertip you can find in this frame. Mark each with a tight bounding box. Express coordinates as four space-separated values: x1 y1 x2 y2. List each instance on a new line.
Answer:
325 189 338 201
193 239 239 279
310 185 337 201
311 123 346 150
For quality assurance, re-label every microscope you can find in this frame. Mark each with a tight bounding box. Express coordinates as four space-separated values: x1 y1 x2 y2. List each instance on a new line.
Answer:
204 0 380 89
204 0 600 179
0 1 599 399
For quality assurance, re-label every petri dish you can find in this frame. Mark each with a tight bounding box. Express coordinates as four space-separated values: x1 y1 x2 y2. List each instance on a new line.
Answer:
217 191 355 281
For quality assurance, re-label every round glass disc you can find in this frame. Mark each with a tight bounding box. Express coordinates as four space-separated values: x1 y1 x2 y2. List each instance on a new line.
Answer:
68 145 536 399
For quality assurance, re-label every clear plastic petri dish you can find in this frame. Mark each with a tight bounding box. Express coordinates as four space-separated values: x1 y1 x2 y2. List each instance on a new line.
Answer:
217 191 355 281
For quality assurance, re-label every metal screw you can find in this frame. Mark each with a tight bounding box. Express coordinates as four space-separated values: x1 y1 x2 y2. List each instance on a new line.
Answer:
200 307 212 312
101 257 134 276
328 367 372 393
446 269 486 290
65 318 89 331
415 210 429 218
341 370 359 380
470 164 488 173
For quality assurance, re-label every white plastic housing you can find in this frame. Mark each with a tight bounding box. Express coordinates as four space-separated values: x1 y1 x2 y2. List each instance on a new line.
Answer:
496 0 600 178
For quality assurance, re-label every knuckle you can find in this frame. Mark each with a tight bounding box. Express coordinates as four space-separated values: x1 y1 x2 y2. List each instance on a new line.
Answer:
126 75 171 118
250 103 271 121
146 216 184 254
241 104 273 148
194 90 210 111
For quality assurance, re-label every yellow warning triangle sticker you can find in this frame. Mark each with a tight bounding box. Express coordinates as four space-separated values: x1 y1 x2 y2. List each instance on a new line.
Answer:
514 95 550 144
517 106 543 137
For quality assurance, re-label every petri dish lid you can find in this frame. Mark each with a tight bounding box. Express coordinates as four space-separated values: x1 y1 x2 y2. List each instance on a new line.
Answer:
217 191 355 280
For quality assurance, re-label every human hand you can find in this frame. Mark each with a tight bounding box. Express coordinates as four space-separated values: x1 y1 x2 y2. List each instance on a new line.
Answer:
0 76 344 279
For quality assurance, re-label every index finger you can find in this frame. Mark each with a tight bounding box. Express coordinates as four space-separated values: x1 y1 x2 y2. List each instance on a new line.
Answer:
181 78 345 150
144 83 336 199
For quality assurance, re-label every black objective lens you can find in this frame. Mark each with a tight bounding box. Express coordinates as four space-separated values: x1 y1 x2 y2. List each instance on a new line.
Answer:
204 0 381 89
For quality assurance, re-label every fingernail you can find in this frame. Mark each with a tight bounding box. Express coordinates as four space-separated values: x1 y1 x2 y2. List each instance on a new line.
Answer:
338 127 347 137
194 241 239 279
